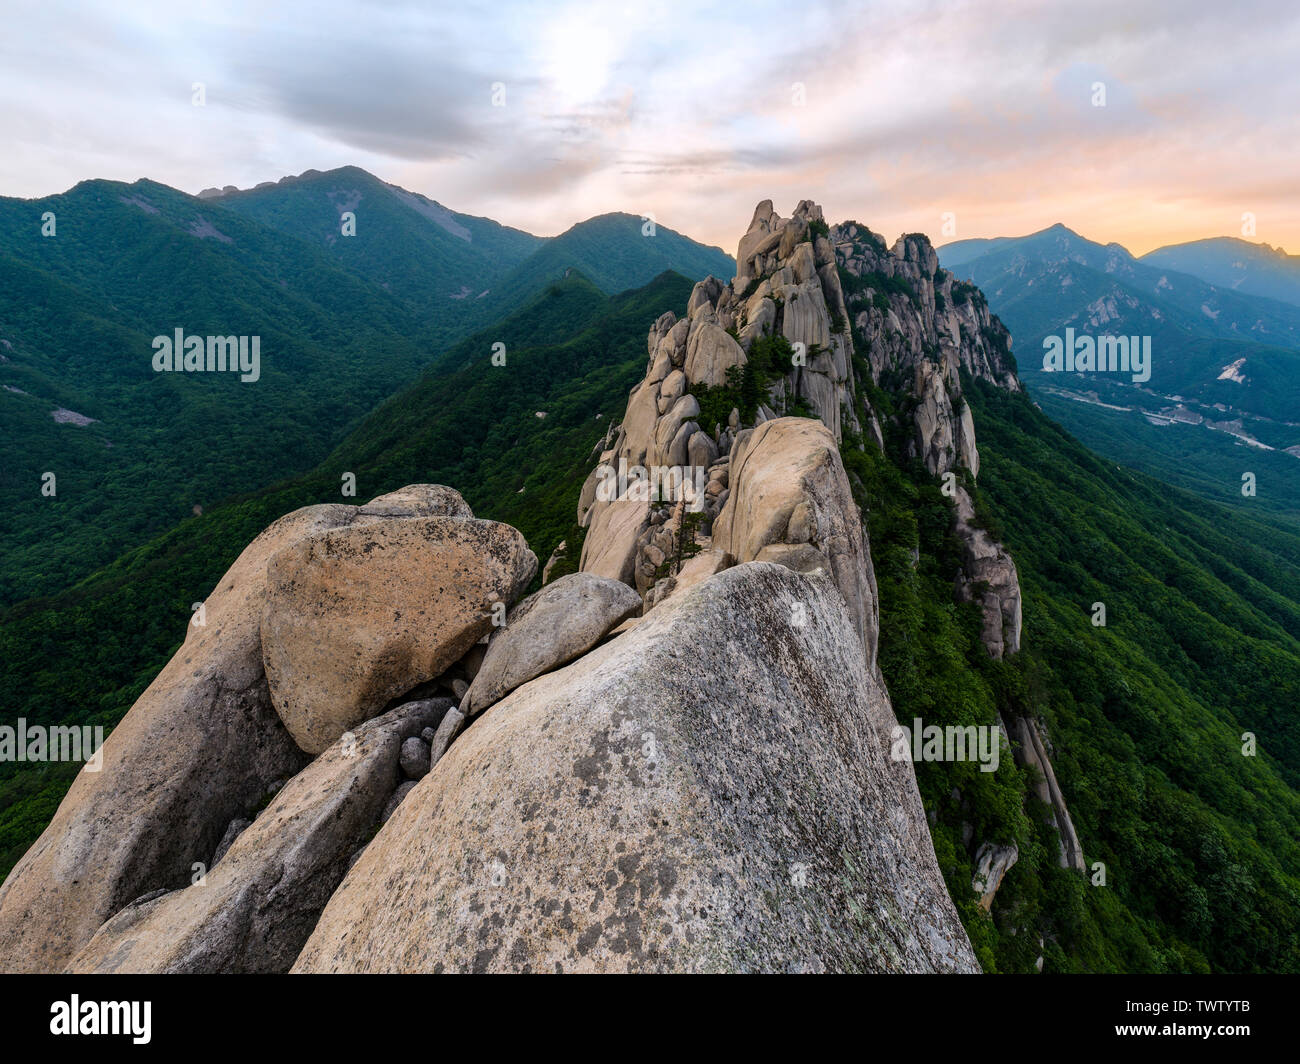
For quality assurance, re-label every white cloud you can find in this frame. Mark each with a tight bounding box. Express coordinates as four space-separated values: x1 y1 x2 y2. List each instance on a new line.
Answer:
1 0 1298 253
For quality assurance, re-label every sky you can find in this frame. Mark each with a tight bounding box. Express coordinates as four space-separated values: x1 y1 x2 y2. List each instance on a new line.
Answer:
3 0 1298 256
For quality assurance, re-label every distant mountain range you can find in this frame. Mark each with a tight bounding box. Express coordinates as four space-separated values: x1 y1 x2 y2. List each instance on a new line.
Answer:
0 167 733 603
206 167 734 336
1142 237 1300 309
938 225 1300 522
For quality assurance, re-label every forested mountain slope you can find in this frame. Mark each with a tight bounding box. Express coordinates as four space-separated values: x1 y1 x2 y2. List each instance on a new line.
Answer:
0 172 734 603
2 217 1297 973
938 225 1300 524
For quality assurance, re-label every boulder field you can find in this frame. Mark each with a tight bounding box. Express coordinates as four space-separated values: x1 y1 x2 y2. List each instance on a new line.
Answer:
0 467 976 972
294 564 976 973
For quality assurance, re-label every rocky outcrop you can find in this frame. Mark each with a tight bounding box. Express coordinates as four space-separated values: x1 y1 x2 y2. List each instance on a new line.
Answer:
712 417 879 674
579 202 1023 671
578 499 650 586
576 200 870 595
827 217 1077 888
262 515 536 753
352 484 474 524
830 219 1023 661
643 547 732 609
912 361 979 477
952 487 1022 659
729 199 859 443
1012 717 1086 872
399 736 432 780
833 225 1019 396
971 842 1019 912
541 539 567 584
463 573 642 715
0 485 521 974
66 699 445 973
0 504 346 974
293 564 978 974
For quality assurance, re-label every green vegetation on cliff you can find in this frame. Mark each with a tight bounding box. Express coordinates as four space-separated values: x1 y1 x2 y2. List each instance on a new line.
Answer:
3 261 1298 976
840 370 1300 973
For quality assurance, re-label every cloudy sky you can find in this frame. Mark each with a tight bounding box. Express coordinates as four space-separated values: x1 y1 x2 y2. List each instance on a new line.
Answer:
3 0 1297 255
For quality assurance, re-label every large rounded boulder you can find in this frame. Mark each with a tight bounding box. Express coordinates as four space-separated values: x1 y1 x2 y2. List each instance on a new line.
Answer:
463 572 642 715
712 417 880 674
0 503 352 974
292 563 976 974
262 516 537 754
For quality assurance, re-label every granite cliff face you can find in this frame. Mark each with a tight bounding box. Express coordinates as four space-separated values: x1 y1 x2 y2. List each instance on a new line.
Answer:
295 564 975 973
571 200 1078 911
831 220 1022 659
0 200 1083 974
576 200 1022 661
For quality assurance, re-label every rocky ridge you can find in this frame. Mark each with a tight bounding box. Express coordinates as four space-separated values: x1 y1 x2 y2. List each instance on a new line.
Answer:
0 475 977 971
575 200 1023 659
0 200 1083 973
295 564 974 973
572 200 1081 903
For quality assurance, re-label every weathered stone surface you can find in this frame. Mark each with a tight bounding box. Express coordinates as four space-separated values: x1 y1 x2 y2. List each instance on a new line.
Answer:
399 737 431 780
658 370 686 410
0 503 360 974
754 541 831 576
1012 716 1085 872
686 431 719 471
684 322 746 389
464 573 642 715
958 401 980 476
652 394 700 467
647 310 676 357
210 819 251 868
735 199 779 285
647 344 672 385
779 276 831 352
459 642 487 681
738 296 776 347
381 781 418 824
541 539 567 584
65 699 444 974
292 564 977 974
712 418 880 673
687 276 724 319
262 516 537 753
579 500 651 587
836 224 1019 394
644 548 733 609
912 361 960 476
972 842 1019 911
664 420 698 467
427 706 466 767
953 487 1022 659
352 484 474 524
619 380 661 467
577 467 602 527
